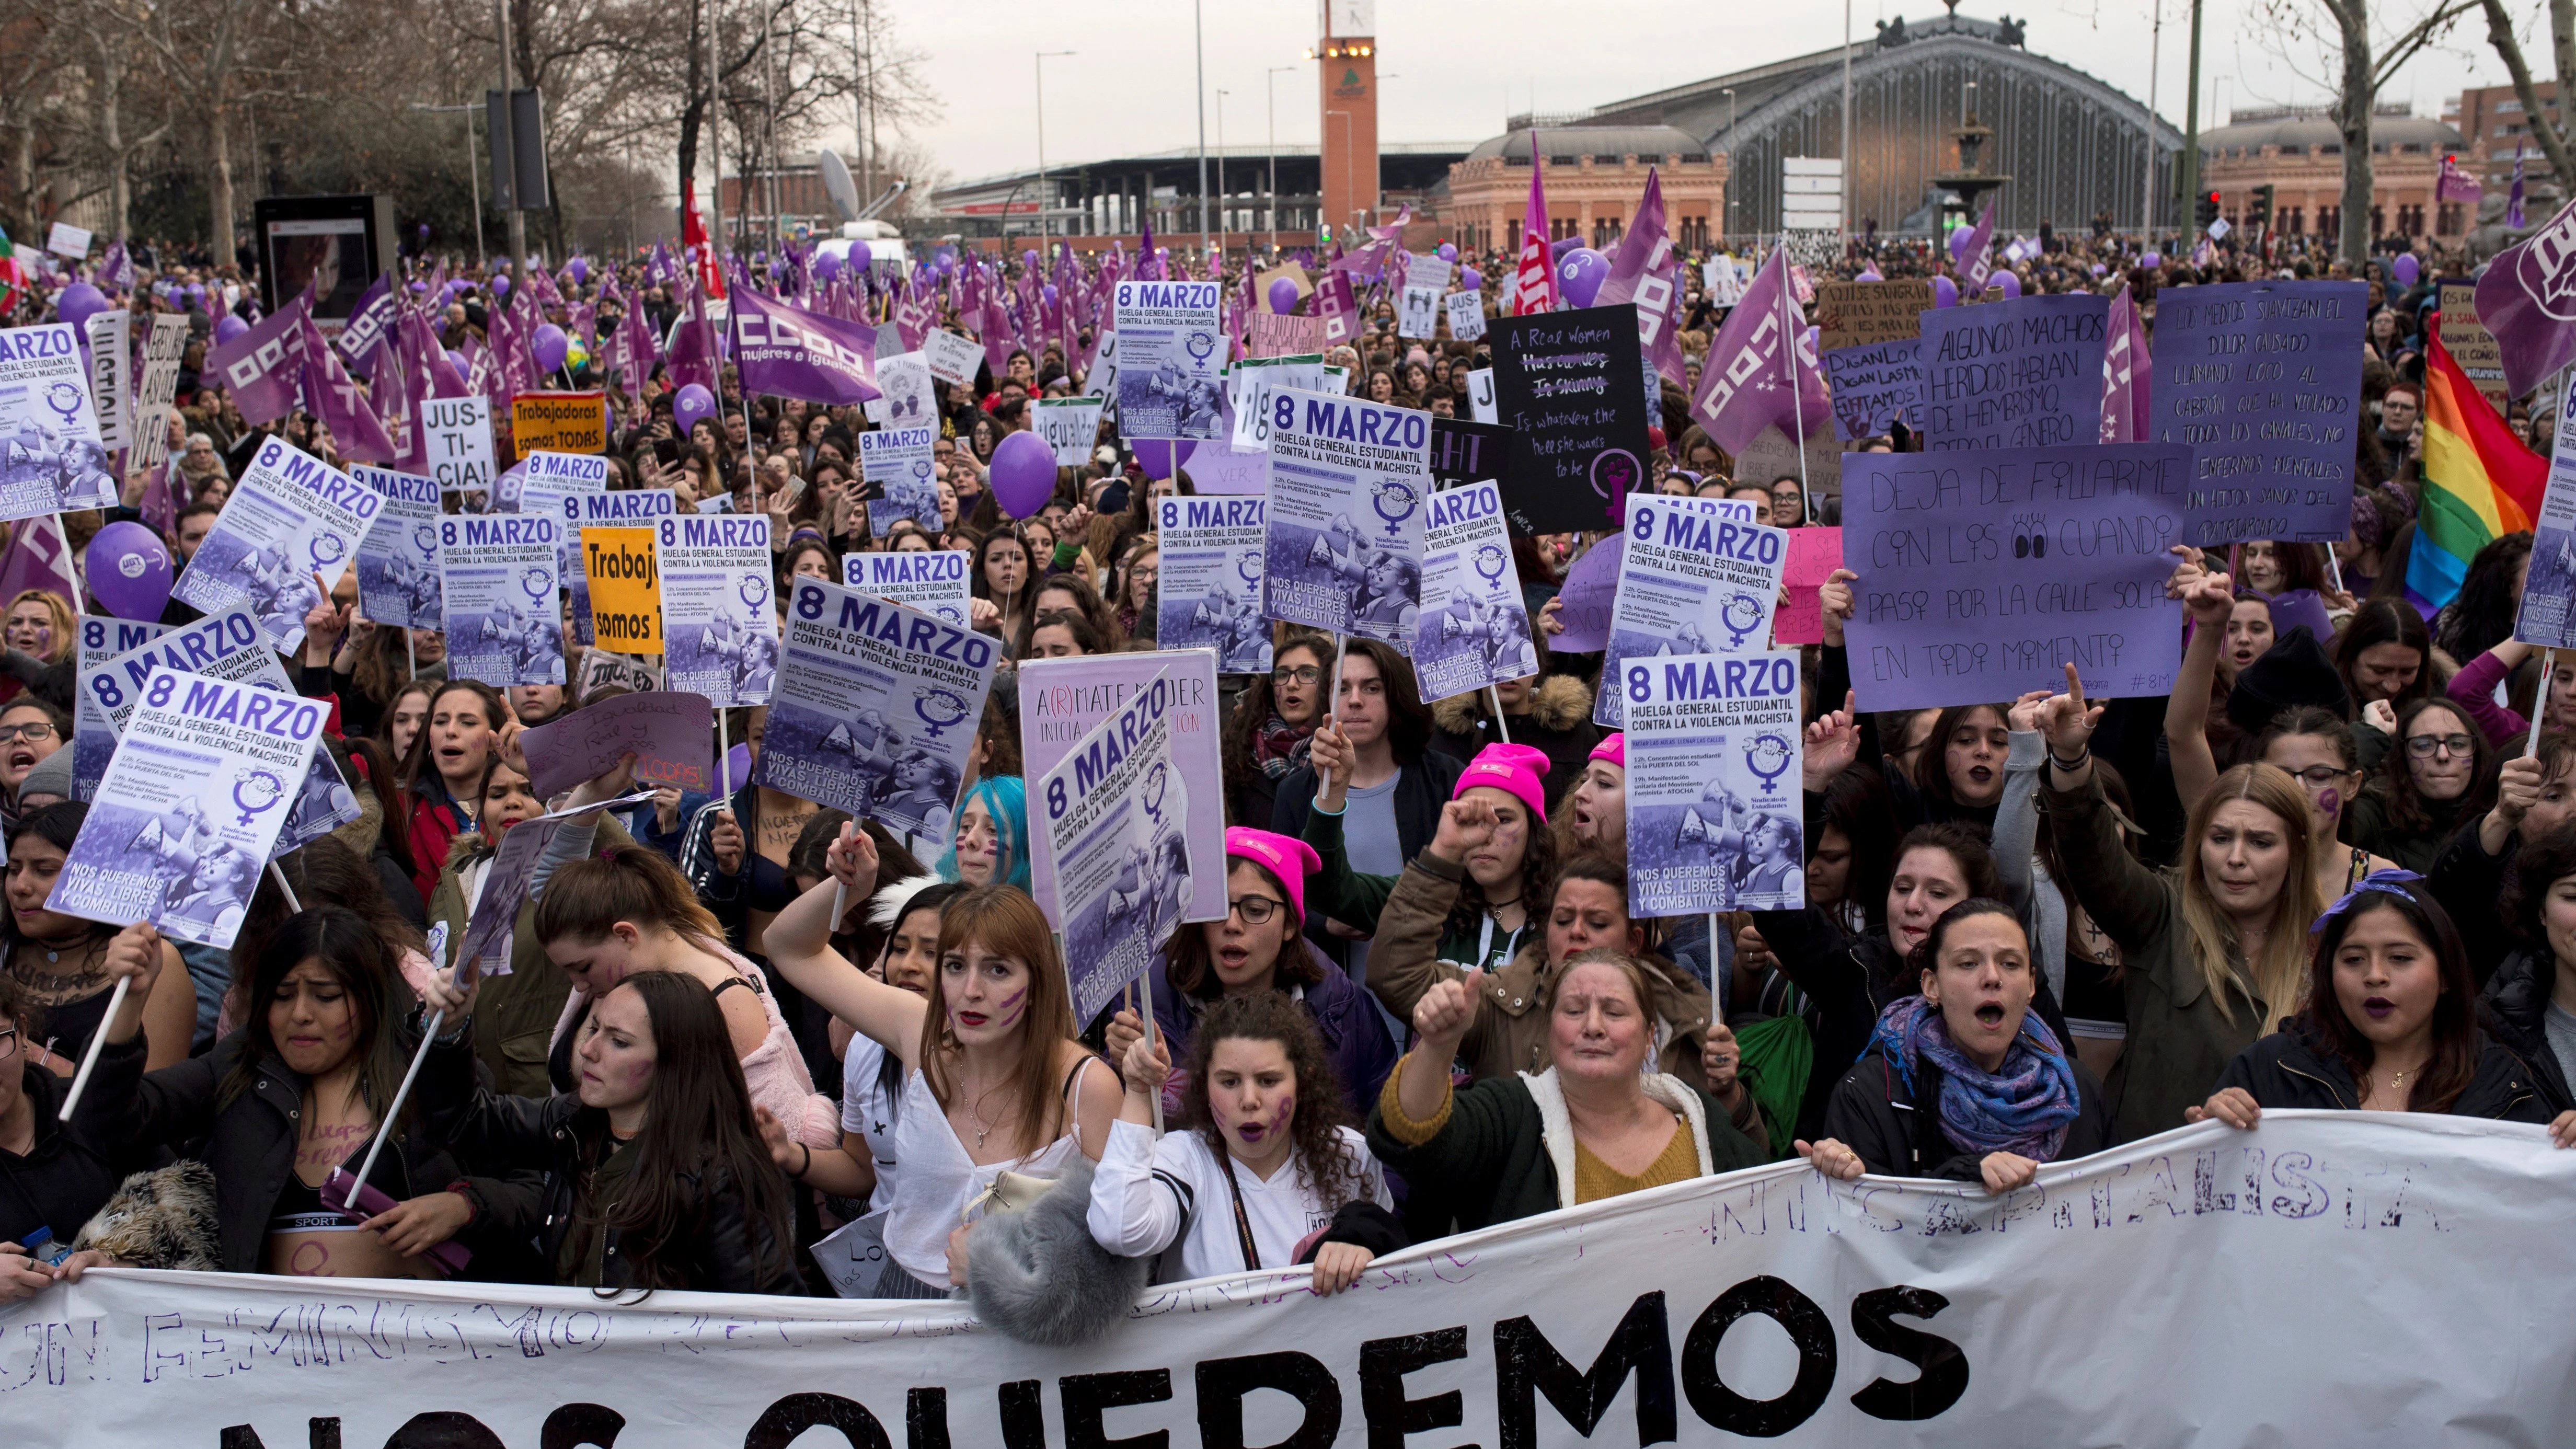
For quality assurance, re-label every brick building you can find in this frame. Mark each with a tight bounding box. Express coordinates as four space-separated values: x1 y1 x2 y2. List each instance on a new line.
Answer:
1437 125 1726 256
2195 102 2466 243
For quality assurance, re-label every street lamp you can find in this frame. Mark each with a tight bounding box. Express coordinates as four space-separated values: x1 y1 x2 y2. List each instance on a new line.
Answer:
1267 64 1295 253
410 101 485 266
1035 50 1076 247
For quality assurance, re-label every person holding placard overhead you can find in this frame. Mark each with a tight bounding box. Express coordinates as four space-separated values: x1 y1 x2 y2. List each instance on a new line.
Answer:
2 804 192 1072
761 825 1118 1299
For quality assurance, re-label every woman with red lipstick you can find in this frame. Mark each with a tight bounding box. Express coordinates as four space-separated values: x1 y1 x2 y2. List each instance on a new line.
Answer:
762 830 1119 1297
1801 901 2109 1187
1090 992 1398 1288
2190 875 2550 1126
397 681 508 904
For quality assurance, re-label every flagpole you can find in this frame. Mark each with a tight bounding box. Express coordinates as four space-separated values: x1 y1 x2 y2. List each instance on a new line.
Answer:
1777 235 1815 523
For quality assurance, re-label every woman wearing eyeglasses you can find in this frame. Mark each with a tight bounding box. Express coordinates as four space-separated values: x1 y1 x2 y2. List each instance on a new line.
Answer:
1222 630 1332 832
2344 698 2497 874
1103 829 1395 1122
0 700 64 818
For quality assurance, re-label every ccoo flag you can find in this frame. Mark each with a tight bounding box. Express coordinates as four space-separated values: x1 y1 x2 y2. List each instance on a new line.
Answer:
1686 248 1829 455
731 286 882 406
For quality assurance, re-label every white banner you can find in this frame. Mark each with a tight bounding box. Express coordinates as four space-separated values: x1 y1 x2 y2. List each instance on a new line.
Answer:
9 1116 2571 1445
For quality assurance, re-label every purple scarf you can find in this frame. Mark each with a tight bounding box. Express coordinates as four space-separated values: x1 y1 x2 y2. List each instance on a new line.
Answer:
1868 995 2079 1160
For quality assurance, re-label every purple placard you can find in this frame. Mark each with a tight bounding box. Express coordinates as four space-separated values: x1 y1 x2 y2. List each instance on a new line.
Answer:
1820 340 1923 442
519 690 716 799
1918 293 2109 451
1839 444 2191 710
2145 280 2369 546
1550 533 1623 653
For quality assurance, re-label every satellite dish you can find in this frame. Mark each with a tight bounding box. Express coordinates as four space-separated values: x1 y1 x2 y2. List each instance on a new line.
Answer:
819 150 860 223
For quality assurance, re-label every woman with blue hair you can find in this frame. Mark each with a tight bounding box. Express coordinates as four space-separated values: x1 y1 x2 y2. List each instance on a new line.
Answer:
937 776 1032 891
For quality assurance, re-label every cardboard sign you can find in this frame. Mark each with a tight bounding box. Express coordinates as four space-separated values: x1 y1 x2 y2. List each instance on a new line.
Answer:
1813 280 1935 352
582 525 663 654
511 390 607 458
2437 281 2510 417
521 690 715 798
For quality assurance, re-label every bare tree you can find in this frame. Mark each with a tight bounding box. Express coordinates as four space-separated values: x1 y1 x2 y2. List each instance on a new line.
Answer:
2254 0 2477 260
2479 0 2576 182
137 0 293 260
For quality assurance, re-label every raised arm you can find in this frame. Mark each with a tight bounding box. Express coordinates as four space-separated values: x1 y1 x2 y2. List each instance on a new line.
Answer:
2163 565 2234 814
2037 666 2171 952
1356 800 1492 1035
1991 702 2054 913
762 824 930 1068
1086 1034 1187 1258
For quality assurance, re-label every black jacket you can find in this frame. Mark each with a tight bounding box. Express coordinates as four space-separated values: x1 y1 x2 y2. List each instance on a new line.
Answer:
0 1060 134 1249
2425 817 2516 988
1268 751 1465 862
71 1034 545 1275
2213 1019 2551 1122
412 1019 800 1295
1821 1041 2112 1180
2479 949 2576 1114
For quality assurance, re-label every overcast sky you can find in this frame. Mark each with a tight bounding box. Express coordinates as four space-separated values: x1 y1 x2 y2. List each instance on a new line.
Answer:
851 0 2523 188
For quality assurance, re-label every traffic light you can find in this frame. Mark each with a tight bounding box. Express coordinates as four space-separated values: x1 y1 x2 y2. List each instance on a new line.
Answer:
2249 185 2275 231
2196 190 2222 231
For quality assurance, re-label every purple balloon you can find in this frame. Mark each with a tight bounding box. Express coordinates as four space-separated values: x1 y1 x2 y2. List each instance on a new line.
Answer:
1436 243 1457 262
85 521 173 623
1557 248 1609 308
1996 271 2022 300
531 323 569 375
1267 278 1302 315
1043 283 1061 307
724 742 752 788
409 280 429 294
990 430 1060 519
1460 267 1482 292
1131 439 1197 482
674 383 717 436
1949 225 1979 263
566 257 589 284
848 241 874 273
54 283 108 332
490 275 510 295
214 314 250 344
813 251 843 284
1022 249 1040 269
2393 253 2421 287
1931 276 1961 308
444 349 471 384
2140 250 2163 269
1855 267 1884 282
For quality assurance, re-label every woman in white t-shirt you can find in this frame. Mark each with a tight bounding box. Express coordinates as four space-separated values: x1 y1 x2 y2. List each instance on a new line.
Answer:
1088 991 1400 1289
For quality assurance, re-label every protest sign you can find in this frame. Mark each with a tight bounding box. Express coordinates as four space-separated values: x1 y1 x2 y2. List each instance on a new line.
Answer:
1252 261 1311 317
86 608 292 742
53 668 324 949
558 486 676 646
126 314 191 476
1248 310 1326 357
1622 648 1805 915
1034 668 1189 1021
1597 493 1790 729
421 394 496 497
1398 283 1442 339
1487 303 1652 534
0 321 114 521
440 513 565 686
2439 280 2509 416
576 647 664 698
919 328 983 388
1034 395 1106 465
522 691 716 799
858 424 941 536
2147 280 2370 545
1821 339 1924 441
2517 385 2576 646
267 744 363 864
581 525 662 654
1413 480 1533 702
1078 328 1120 400
760 579 999 843
1020 649 1225 928
656 513 776 707
1174 401 1270 496
1774 525 1846 646
1551 532 1623 652
842 547 971 627
1735 423 1845 500
84 308 131 450
1918 293 2109 450
455 790 658 972
1445 290 1488 342
508 446 608 515
1814 279 1935 351
510 390 606 457
1259 385 1430 648
26 1115 2573 1448
171 436 381 651
1154 494 1268 673
1839 444 2190 710
1465 365 1498 423
351 464 443 630
1114 279 1225 439
862 351 935 428
1428 415 1510 489
44 221 90 259
1228 353 1327 452
73 617 171 801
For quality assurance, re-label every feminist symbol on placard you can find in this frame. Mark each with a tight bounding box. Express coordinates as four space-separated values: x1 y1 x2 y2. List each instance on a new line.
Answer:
309 534 347 569
912 685 971 741
1473 542 1509 589
1236 550 1262 589
520 567 551 601
1371 479 1420 539
1719 592 1768 649
1591 448 1640 503
231 768 287 825
1184 330 1217 363
1141 760 1171 830
739 576 769 610
412 523 439 557
44 382 85 427
1745 732 1795 793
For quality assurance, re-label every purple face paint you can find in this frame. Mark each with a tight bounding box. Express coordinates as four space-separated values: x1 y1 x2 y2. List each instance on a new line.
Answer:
2317 787 2342 820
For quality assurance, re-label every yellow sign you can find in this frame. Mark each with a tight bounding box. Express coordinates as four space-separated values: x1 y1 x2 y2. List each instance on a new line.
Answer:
512 390 607 458
582 526 662 654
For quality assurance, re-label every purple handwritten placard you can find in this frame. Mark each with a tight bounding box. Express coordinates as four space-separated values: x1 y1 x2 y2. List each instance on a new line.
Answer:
1918 294 2109 451
1551 533 1623 653
1839 445 2190 709
2146 280 2369 545
520 690 716 799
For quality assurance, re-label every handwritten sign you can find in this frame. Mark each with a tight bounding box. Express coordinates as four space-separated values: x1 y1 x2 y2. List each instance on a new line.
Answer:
2439 280 2509 417
2147 280 2368 545
1487 303 1652 534
510 390 607 457
1839 444 2190 709
1918 294 2109 451
1814 280 1934 351
1820 340 1923 441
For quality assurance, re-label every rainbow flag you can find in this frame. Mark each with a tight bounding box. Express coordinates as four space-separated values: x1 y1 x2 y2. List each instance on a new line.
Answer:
2407 329 2545 613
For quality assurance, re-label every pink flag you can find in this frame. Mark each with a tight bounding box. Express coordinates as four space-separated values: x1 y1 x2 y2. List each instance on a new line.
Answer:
203 291 314 424
1511 145 1558 315
1956 202 1998 296
2436 155 2483 206
1595 169 1687 389
1313 269 1358 350
0 513 81 616
2097 285 2152 444
1686 249 1828 454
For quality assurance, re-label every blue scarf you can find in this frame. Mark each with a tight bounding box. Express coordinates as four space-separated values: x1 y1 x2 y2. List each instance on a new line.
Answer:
1868 995 2080 1160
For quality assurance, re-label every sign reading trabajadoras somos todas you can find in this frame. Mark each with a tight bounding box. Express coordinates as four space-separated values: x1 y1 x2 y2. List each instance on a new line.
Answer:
582 525 662 654
10 1116 2574 1445
511 389 607 457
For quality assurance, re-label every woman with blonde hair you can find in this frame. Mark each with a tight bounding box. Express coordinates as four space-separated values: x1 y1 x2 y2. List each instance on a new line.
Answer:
2036 667 2324 1142
0 589 73 708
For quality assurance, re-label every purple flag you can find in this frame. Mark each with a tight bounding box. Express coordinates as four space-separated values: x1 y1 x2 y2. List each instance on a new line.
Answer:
2437 155 2483 205
666 281 718 396
139 462 182 538
2476 193 2576 399
981 294 1016 375
336 272 398 379
1596 169 1687 389
1314 269 1358 351
2098 284 2152 445
298 316 399 463
731 286 881 405
1686 249 1828 455
99 242 133 291
1956 202 1998 296
0 513 80 615
204 291 314 424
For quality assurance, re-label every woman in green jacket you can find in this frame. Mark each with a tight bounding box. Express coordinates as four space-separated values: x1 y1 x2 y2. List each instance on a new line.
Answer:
1366 949 1763 1232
